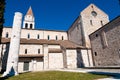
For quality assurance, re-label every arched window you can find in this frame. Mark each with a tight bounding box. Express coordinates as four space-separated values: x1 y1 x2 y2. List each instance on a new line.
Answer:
30 24 33 29
62 36 64 40
38 49 40 54
28 34 30 39
25 49 27 54
56 36 58 40
6 32 9 38
25 23 28 28
48 35 50 40
37 34 40 39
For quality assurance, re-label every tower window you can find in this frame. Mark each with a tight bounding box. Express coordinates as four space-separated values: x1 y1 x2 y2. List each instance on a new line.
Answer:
96 34 98 37
91 5 93 8
91 11 97 17
94 52 97 56
48 35 50 40
62 36 64 40
30 24 33 29
101 21 103 26
38 49 40 54
25 23 28 28
37 34 40 39
56 36 58 40
28 34 30 39
25 49 27 54
6 32 9 38
90 20 93 25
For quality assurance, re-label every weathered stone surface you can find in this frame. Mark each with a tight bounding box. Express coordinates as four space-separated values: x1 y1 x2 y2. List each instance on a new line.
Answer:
90 16 120 66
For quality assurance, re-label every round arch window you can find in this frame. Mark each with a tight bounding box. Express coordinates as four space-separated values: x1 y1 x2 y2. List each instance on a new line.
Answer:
91 11 97 17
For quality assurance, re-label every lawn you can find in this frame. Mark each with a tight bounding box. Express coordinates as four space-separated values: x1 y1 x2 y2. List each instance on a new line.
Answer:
0 71 109 80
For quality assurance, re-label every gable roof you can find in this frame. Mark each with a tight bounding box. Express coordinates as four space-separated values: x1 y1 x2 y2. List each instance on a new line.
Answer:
26 6 34 16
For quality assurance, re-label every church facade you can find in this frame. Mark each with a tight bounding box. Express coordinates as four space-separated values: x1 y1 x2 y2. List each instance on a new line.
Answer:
0 4 119 73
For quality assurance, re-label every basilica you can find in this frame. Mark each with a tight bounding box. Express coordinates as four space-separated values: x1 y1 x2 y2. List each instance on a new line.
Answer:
0 3 120 73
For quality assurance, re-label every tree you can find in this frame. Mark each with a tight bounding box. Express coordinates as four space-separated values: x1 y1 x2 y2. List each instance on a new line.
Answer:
0 0 6 43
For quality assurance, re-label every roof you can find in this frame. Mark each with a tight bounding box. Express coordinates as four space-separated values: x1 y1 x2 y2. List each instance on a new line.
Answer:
49 48 62 53
1 38 10 43
26 6 34 16
19 54 43 58
3 27 67 32
1 38 85 49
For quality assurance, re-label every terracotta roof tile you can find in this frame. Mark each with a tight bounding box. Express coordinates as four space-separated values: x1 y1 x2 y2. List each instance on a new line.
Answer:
1 38 85 49
1 38 10 43
26 6 34 16
19 54 43 58
49 48 62 53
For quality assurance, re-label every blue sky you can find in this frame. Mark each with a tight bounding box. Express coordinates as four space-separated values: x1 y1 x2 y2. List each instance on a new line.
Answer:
4 0 120 31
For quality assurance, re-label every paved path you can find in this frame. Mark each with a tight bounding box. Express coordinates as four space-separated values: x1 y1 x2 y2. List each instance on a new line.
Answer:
56 68 120 80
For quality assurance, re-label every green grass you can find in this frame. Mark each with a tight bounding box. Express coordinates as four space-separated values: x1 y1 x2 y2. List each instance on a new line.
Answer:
0 71 109 80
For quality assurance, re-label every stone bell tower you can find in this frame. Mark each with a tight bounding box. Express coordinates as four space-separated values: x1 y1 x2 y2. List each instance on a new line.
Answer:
23 6 35 29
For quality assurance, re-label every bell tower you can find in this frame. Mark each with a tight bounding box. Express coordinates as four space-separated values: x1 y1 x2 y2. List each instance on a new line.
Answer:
23 6 35 29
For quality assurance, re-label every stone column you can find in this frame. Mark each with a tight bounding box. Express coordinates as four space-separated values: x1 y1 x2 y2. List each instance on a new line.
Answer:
43 44 49 70
2 12 22 77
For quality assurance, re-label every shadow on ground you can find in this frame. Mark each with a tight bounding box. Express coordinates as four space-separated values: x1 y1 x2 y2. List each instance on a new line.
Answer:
88 71 120 79
0 71 30 80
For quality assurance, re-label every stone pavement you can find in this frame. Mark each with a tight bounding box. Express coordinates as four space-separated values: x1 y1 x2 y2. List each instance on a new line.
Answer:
56 68 120 80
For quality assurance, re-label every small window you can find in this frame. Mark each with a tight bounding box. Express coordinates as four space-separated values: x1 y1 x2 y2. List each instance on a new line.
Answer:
38 49 40 54
94 52 97 56
62 36 64 40
90 20 93 25
96 34 98 37
91 5 93 8
101 21 103 26
48 35 50 40
77 25 79 30
25 23 28 28
91 11 97 17
6 32 9 38
37 34 40 39
28 34 30 39
56 36 58 40
30 24 33 29
25 49 27 54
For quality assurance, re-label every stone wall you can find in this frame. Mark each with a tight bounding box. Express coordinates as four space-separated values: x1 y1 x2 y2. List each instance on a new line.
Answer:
80 4 109 48
18 59 43 73
19 44 43 54
80 49 93 67
66 49 77 68
2 28 68 40
68 17 83 46
49 53 63 69
90 16 120 66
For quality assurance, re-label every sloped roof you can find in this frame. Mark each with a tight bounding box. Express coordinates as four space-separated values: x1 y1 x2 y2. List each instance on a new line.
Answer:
49 48 62 53
1 38 85 49
19 54 43 58
26 6 34 16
